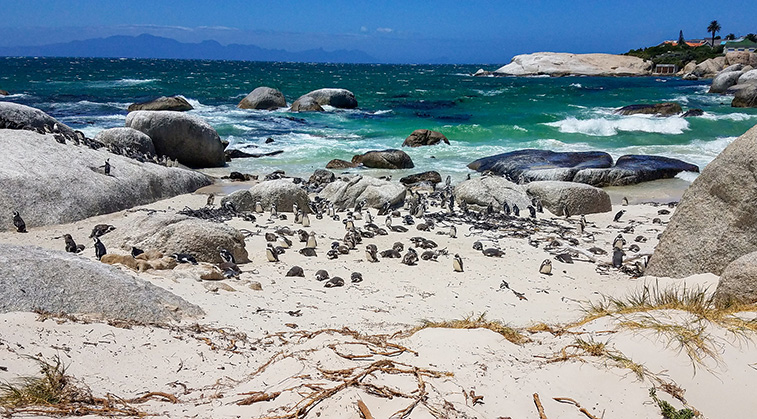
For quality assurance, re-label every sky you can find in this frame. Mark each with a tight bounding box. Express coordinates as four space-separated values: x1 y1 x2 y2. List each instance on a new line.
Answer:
0 0 755 63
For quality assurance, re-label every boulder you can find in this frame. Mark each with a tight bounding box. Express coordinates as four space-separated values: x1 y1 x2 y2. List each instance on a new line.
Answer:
105 212 249 264
0 101 78 141
572 155 699 187
125 110 225 168
237 86 287 110
732 85 757 108
0 244 203 322
526 181 611 215
402 129 450 147
247 178 309 213
0 89 8 96
714 251 757 304
646 125 757 278
319 175 406 209
709 71 743 94
127 95 193 112
290 96 324 112
473 69 494 77
468 149 612 181
494 53 652 77
615 102 682 116
693 57 726 78
725 51 757 67
94 127 156 156
453 176 531 209
297 88 358 109
307 169 336 186
738 69 757 85
352 149 414 169
220 189 255 212
325 159 357 169
400 171 442 186
681 109 704 117
681 61 697 75
0 129 211 231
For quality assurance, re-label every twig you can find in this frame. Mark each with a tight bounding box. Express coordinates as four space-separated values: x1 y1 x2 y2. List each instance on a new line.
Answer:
533 393 548 419
553 397 602 419
357 399 374 419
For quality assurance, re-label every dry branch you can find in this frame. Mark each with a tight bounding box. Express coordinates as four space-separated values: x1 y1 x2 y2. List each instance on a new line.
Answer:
533 393 548 419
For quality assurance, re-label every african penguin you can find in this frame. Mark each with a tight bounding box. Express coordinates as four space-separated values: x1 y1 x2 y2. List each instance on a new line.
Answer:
539 259 552 275
219 248 235 264
93 237 107 260
12 211 26 233
266 243 279 262
452 254 464 272
613 209 626 222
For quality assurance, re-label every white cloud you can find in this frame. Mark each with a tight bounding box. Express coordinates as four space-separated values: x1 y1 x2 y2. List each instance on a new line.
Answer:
360 26 368 33
376 27 393 33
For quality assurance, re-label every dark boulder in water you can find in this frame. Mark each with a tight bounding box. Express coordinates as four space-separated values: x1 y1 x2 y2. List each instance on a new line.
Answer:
681 108 704 117
352 149 414 169
290 95 325 112
572 155 699 187
468 149 612 182
614 102 682 116
127 95 193 112
238 86 287 110
292 88 357 110
0 89 8 96
326 159 357 169
400 171 442 186
402 129 450 147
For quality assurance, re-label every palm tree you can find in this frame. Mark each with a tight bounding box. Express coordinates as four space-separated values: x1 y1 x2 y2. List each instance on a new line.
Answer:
707 20 721 47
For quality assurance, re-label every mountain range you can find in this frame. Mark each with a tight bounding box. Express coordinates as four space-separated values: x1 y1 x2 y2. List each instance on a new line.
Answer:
0 34 376 63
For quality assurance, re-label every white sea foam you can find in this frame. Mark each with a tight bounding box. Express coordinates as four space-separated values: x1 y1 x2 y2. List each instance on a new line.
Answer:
699 112 757 121
544 115 690 136
570 83 582 88
512 125 527 132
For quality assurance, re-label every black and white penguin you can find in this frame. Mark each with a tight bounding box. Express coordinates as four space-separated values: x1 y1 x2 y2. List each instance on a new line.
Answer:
613 248 625 268
301 212 311 227
528 205 536 219
131 246 144 258
172 253 197 265
255 201 264 214
306 231 317 249
365 244 379 262
63 234 84 253
270 203 278 218
12 211 26 233
324 276 345 288
102 159 111 176
539 259 552 275
89 224 116 238
502 202 511 216
613 209 626 222
482 248 505 257
266 243 279 262
299 248 317 257
449 225 457 238
206 194 215 207
93 237 107 260
513 204 520 217
472 241 483 251
315 269 330 282
613 234 626 250
351 272 363 283
401 248 418 266
286 266 305 277
621 196 629 206
453 254 464 272
219 248 235 264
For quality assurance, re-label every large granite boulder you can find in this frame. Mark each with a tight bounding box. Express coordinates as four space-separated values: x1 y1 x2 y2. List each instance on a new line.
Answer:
245 179 309 213
402 129 450 147
714 251 757 304
237 87 287 110
325 159 357 169
526 181 611 215
693 57 727 79
0 101 78 141
738 69 757 85
726 51 757 67
615 102 682 116
732 84 757 108
127 95 193 112
296 88 358 109
125 110 225 168
468 149 612 182
0 129 211 231
572 155 699 187
709 70 744 94
352 149 414 169
400 171 442 186
319 175 406 210
290 96 325 112
454 176 531 209
647 125 757 278
0 244 203 322
494 53 652 77
105 212 249 264
94 127 156 156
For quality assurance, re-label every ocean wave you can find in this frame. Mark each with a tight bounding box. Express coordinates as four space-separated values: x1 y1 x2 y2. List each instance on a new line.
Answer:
544 115 690 136
569 83 582 88
699 112 757 121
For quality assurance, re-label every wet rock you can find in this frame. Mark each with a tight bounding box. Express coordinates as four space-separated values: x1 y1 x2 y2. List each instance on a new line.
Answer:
290 96 324 112
352 149 414 169
709 70 743 94
402 129 450 147
614 102 682 116
572 155 699 187
732 84 757 108
399 171 442 186
526 181 611 215
237 86 287 110
468 149 612 182
681 109 704 117
127 95 193 112
320 175 406 209
297 88 357 109
325 159 357 169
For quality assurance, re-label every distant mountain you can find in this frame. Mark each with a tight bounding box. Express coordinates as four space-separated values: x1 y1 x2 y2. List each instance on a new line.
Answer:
0 33 377 63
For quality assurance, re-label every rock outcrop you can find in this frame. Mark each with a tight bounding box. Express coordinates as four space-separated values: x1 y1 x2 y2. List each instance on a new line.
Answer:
725 51 757 67
615 103 682 116
647 125 757 278
525 181 611 215
0 129 211 231
709 70 744 94
399 171 442 186
494 53 652 77
714 251 757 304
319 175 406 210
94 127 156 157
732 84 757 108
127 96 193 112
238 87 287 110
352 149 414 169
105 212 249 264
241 179 310 213
453 176 531 209
297 88 358 109
325 159 357 169
0 244 203 322
290 96 325 112
571 155 699 187
691 57 727 79
402 129 450 147
0 101 78 141
125 110 225 168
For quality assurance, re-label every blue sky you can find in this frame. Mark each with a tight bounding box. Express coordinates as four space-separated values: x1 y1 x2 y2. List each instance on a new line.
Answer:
1 0 755 63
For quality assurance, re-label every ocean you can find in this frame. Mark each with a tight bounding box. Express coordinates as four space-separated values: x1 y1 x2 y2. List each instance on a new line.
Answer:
2 57 756 181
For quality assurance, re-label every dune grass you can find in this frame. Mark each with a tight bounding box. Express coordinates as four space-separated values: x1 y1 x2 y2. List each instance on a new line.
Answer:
414 313 529 344
0 355 89 408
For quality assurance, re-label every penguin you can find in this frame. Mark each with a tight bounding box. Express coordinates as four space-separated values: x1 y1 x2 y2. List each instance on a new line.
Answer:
380 249 402 258
392 242 404 252
270 203 278 218
278 236 292 249
420 250 437 261
219 248 235 264
218 262 242 279
286 266 305 277
365 245 379 262
315 269 330 281
563 206 571 219
299 248 317 257
63 234 84 253
401 248 418 266
172 253 197 265
621 197 629 206
324 276 345 288
555 253 574 264
345 217 355 231
539 259 552 275
613 209 626 222
503 202 511 216
449 225 457 238
351 272 363 283
255 201 264 213
131 246 144 258
93 237 107 260
482 248 505 257
266 243 279 262
102 159 111 176
629 244 641 253
612 248 625 268
298 230 309 243
472 241 483 251
327 249 339 259
513 204 520 217
301 212 311 227
453 254 464 272
12 211 26 233
89 224 116 238
613 234 626 250
294 210 303 224
528 205 536 219
206 194 215 207
306 231 317 249
265 232 278 242
293 203 300 218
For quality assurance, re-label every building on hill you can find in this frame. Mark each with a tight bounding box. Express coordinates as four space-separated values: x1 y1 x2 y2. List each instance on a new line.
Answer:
664 39 707 47
724 39 757 53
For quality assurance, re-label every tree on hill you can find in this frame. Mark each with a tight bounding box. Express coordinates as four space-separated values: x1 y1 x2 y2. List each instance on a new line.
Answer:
707 20 721 47
725 33 736 40
747 34 757 43
678 30 686 45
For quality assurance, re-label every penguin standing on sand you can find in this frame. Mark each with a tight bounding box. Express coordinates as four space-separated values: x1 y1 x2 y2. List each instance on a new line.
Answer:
12 211 26 233
613 209 626 222
365 244 379 262
63 234 84 253
219 248 235 264
613 234 626 250
539 259 552 275
613 248 625 268
101 159 111 176
266 243 279 262
301 212 311 227
513 204 520 217
449 225 457 238
453 254 464 272
93 237 106 260
306 231 317 249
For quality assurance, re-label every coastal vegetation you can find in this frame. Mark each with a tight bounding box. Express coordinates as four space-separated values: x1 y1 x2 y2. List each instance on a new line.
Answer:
624 43 723 68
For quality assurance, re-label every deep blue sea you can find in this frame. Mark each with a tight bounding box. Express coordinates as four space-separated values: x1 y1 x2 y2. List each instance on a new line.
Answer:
2 57 756 180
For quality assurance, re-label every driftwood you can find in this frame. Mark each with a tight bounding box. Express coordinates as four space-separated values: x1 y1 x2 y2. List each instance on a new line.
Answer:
533 393 548 419
357 399 374 419
553 397 602 419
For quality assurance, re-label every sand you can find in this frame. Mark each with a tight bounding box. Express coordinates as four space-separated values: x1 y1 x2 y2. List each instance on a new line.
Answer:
0 176 753 419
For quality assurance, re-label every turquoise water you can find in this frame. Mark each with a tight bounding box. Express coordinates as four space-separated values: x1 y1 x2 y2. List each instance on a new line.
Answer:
2 57 756 180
